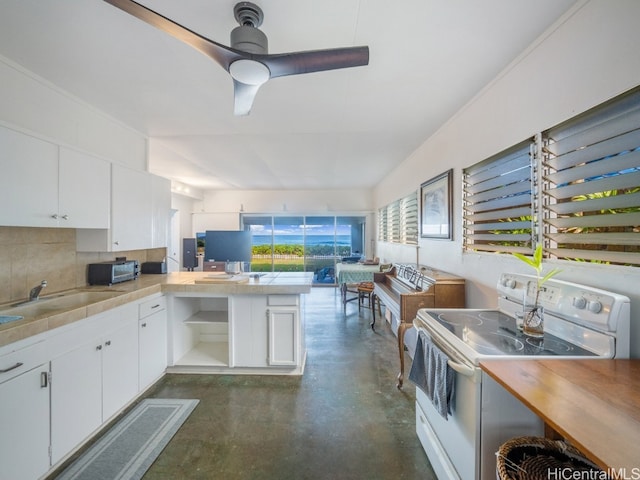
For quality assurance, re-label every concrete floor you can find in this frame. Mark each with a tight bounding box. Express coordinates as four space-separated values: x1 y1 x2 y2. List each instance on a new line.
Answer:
58 287 437 479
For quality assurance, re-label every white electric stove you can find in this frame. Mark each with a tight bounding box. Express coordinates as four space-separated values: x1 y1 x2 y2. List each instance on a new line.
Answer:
412 273 630 480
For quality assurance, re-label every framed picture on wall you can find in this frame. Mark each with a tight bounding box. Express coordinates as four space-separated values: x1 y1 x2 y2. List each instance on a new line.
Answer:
420 169 453 239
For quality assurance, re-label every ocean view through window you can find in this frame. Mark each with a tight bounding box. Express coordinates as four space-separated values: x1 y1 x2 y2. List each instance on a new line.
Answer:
241 215 366 284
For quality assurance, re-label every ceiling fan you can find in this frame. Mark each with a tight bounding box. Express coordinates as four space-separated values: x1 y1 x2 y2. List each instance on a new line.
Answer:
103 0 370 115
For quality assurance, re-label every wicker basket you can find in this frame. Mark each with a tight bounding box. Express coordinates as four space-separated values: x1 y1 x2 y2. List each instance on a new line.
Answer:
496 436 603 480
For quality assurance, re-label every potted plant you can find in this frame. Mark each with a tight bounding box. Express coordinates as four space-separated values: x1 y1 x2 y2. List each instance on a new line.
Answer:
512 244 561 337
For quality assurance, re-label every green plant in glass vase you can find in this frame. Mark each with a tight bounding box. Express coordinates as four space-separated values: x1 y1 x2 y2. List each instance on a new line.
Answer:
512 244 561 337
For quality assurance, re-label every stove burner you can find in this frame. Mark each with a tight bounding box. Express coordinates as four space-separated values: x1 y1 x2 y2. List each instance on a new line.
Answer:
478 311 513 323
463 329 524 354
437 312 483 327
422 307 601 357
525 337 574 353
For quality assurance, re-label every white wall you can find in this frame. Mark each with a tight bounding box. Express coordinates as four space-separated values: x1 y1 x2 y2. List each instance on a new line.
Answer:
0 56 146 170
198 189 373 214
374 0 640 357
193 213 241 233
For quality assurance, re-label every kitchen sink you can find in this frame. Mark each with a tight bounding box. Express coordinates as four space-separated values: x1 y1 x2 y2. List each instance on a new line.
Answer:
0 315 24 325
0 290 124 319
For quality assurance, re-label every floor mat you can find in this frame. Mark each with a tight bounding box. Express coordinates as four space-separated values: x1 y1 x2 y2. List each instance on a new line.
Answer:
56 398 199 480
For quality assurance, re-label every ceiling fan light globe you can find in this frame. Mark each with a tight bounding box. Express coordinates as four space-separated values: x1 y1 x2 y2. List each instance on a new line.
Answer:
229 59 270 86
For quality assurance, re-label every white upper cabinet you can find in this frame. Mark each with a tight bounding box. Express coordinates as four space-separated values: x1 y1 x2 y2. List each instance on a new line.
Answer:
0 126 110 228
111 163 153 251
0 126 58 227
77 164 153 252
2 125 171 251
58 147 110 228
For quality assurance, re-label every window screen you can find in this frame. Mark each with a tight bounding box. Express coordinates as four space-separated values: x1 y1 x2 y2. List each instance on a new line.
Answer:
378 191 418 245
542 88 640 266
463 140 536 255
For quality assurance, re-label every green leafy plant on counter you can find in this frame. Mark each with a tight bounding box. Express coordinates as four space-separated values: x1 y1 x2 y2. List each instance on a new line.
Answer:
512 244 561 307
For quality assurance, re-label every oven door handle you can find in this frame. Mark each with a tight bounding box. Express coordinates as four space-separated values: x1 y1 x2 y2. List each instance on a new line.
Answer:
446 359 476 377
426 331 478 379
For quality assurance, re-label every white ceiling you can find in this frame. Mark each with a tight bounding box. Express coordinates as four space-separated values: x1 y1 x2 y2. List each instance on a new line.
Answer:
0 0 577 191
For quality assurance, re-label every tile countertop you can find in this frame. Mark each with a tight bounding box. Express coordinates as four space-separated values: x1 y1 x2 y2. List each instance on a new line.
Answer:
0 272 313 348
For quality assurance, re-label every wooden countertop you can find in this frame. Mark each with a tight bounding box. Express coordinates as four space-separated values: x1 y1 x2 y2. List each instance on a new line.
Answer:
480 359 640 473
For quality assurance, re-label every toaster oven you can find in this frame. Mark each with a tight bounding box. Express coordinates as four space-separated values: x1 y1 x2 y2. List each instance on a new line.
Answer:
87 260 139 285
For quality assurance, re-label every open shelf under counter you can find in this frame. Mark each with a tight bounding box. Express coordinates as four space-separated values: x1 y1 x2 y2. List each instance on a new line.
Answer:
182 310 228 324
169 295 231 369
173 341 229 367
166 290 307 375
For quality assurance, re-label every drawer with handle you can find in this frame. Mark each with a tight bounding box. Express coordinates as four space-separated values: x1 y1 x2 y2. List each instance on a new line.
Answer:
139 296 166 319
0 339 48 384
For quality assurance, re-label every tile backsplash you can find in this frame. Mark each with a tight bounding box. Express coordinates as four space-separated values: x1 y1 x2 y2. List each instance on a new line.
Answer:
0 227 166 304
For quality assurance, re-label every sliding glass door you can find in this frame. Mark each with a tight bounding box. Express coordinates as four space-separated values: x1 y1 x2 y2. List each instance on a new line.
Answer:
272 216 305 272
244 215 304 272
304 216 339 284
241 215 366 285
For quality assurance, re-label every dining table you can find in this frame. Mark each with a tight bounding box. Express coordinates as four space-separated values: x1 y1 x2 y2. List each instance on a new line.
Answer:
335 262 381 305
480 359 640 475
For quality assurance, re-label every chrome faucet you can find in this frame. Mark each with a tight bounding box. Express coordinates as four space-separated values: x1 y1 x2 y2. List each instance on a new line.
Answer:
29 280 47 301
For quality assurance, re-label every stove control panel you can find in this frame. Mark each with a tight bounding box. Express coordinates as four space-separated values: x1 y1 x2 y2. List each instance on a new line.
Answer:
498 273 629 332
572 296 587 309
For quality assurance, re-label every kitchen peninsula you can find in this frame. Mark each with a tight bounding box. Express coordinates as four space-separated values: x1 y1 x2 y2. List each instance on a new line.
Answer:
0 271 312 480
165 271 312 374
1 271 312 374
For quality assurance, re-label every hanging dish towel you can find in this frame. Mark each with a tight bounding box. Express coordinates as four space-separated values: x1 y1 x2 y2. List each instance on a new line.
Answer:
409 330 455 419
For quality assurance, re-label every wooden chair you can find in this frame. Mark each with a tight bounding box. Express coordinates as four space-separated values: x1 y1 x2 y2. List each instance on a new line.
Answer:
357 281 375 311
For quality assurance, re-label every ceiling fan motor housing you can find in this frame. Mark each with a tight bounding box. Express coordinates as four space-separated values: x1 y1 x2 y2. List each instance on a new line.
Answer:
231 25 267 54
231 2 267 54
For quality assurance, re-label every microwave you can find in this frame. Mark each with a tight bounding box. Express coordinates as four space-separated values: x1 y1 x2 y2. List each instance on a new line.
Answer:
87 260 139 285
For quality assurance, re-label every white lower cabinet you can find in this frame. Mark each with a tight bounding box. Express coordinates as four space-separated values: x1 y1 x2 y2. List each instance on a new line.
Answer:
231 295 268 367
102 316 139 419
0 364 51 480
268 307 299 366
139 295 168 391
231 294 300 368
50 303 138 464
50 338 103 464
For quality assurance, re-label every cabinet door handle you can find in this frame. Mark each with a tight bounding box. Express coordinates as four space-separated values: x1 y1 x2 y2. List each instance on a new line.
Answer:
105 340 111 347
141 322 147 328
151 304 161 309
0 362 23 373
41 371 48 388
61 214 69 220
96 345 102 351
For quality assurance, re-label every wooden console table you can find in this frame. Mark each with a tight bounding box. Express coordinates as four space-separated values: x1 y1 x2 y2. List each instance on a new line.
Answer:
480 359 640 473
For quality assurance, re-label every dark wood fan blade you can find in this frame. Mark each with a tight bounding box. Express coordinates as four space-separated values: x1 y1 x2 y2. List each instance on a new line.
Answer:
103 0 244 70
104 0 370 115
233 80 262 116
259 46 369 79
